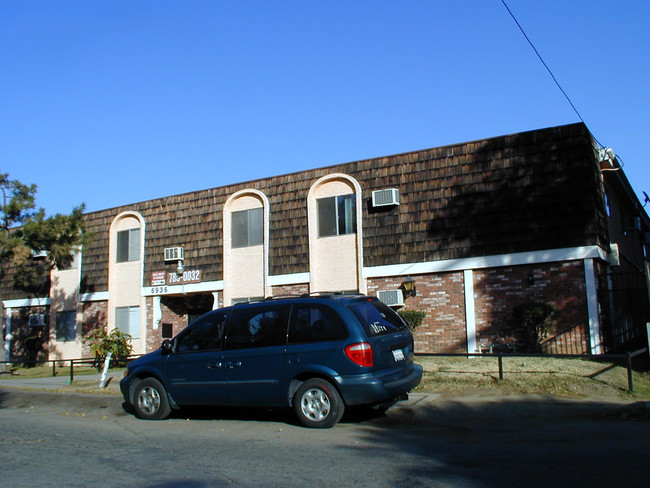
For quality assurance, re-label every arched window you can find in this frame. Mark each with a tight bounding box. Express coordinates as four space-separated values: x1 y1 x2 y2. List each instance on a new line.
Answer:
223 190 269 304
108 212 146 352
308 174 365 294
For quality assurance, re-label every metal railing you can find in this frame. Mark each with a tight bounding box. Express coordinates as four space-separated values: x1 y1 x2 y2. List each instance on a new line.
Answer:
0 355 142 384
416 348 649 392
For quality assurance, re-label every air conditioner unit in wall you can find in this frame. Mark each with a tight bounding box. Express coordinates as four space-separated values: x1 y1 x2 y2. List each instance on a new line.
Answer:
164 247 184 262
372 188 400 207
28 313 46 326
377 290 405 307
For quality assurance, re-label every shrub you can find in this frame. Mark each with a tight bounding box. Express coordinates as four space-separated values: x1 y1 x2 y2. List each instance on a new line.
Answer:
513 301 557 353
84 327 133 368
397 309 427 331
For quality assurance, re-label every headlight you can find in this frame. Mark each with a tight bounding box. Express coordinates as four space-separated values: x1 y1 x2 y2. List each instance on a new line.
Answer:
123 367 129 378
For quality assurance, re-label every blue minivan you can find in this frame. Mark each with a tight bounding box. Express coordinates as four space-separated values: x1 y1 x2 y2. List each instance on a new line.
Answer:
120 294 422 428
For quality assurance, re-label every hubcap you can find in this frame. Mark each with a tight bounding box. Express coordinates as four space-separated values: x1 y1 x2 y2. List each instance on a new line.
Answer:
137 386 161 415
300 388 331 421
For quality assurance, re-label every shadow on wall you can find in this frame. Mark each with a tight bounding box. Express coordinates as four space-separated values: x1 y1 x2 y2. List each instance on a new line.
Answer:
407 128 604 354
423 128 606 260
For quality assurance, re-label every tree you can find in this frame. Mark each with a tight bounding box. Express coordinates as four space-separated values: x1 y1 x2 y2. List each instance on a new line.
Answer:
0 173 88 370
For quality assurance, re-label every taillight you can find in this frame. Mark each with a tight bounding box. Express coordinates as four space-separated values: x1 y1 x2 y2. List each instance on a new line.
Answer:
345 342 373 367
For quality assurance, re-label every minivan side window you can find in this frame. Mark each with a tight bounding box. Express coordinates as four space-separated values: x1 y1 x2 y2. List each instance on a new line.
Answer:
346 300 407 337
225 305 288 349
288 305 348 343
175 310 228 352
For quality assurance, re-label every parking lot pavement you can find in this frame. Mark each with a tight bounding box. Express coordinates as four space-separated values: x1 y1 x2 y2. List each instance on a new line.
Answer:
2 373 648 426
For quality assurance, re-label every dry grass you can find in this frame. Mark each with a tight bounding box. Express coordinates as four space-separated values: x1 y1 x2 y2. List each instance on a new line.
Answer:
4 357 650 402
2 364 102 379
415 356 650 401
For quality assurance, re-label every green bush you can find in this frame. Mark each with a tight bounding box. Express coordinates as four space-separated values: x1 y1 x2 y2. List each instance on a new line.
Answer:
84 327 133 368
397 309 427 331
513 301 557 353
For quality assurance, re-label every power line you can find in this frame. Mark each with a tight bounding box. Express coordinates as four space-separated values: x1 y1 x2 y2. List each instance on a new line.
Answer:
499 1 588 128
499 1 622 165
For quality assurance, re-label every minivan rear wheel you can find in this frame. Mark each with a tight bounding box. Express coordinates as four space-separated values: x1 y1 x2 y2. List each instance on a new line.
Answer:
133 378 171 420
293 378 344 428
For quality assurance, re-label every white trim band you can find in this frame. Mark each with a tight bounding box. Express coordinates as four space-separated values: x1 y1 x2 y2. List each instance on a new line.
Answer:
79 292 110 302
364 246 607 279
268 272 310 287
3 298 51 308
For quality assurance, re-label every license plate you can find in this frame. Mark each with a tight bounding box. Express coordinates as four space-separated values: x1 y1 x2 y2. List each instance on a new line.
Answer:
392 349 405 361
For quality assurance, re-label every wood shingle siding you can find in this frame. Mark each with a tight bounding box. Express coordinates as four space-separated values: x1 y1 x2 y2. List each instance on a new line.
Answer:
2 122 607 297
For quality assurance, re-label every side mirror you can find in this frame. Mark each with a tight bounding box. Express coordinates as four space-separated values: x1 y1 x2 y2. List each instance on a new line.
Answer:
162 339 173 354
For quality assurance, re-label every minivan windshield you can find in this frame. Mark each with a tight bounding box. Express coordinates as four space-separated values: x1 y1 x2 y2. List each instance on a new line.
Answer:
346 299 408 337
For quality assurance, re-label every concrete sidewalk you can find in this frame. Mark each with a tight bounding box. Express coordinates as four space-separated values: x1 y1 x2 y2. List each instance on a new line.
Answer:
0 370 124 393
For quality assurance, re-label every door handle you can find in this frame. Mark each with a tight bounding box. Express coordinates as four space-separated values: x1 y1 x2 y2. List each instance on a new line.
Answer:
226 361 242 369
207 362 222 369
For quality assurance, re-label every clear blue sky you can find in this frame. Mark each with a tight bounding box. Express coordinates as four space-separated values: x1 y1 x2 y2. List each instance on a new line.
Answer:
1 1 648 216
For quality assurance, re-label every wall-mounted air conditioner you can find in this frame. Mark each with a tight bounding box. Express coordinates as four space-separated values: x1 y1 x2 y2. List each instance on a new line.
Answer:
372 188 400 207
164 247 184 262
28 313 46 326
31 250 49 259
377 289 405 307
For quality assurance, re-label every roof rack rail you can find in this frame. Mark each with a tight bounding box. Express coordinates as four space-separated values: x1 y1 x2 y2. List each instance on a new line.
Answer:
299 292 366 299
263 295 303 301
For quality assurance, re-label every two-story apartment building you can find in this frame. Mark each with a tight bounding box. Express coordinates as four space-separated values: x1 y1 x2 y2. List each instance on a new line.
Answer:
3 122 649 361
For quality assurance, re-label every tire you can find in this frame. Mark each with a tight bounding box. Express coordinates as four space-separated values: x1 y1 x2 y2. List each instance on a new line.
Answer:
293 378 344 428
133 378 172 420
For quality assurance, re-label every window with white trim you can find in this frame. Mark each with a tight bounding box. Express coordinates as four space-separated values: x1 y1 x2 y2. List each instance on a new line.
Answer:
232 207 263 248
116 228 140 262
55 311 77 342
317 194 356 237
116 306 140 338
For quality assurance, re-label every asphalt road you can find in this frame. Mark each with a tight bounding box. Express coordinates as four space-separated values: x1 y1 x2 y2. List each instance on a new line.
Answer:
1 387 649 488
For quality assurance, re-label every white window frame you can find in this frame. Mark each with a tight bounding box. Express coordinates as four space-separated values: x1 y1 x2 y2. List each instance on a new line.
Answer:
115 306 140 338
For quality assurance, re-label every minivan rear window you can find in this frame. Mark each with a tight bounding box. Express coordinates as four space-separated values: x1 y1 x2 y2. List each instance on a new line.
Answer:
346 300 408 337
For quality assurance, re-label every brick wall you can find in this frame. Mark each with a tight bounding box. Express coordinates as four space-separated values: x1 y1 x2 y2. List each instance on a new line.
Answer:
473 262 589 354
369 261 592 354
8 306 50 362
369 273 468 353
271 283 310 297
80 301 108 356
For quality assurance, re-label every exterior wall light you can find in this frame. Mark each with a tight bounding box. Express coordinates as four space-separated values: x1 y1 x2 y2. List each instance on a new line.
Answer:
402 275 416 298
177 260 185 274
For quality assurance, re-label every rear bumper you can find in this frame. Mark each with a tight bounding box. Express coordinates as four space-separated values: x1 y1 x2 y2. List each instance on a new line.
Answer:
335 363 423 406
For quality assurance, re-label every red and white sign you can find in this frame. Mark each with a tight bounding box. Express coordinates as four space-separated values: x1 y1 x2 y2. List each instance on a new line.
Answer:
151 271 167 286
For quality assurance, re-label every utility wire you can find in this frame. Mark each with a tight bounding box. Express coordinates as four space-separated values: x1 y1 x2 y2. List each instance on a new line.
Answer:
499 0 624 168
500 2 589 130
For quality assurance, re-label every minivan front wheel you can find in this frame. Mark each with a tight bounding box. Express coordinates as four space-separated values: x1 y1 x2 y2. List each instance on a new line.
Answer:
293 378 344 428
133 378 171 420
